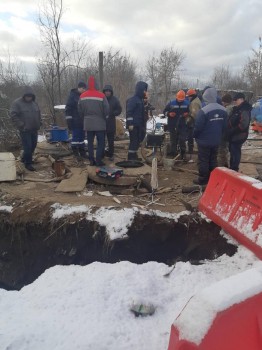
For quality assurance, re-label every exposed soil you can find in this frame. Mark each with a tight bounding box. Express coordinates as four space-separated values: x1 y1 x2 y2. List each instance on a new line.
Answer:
0 204 237 290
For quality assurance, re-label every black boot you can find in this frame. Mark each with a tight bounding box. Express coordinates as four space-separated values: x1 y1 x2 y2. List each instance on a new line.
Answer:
72 147 79 157
79 148 89 159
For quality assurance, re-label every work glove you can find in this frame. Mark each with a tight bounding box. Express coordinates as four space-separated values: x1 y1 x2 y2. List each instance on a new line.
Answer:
168 111 176 118
186 116 194 126
128 125 134 131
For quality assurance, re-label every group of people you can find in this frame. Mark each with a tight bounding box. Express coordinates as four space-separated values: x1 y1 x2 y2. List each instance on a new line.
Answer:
126 82 252 186
165 87 252 185
10 76 122 170
10 78 252 187
65 77 122 166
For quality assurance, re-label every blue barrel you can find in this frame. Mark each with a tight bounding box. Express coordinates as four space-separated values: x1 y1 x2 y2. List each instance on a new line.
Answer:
46 126 69 142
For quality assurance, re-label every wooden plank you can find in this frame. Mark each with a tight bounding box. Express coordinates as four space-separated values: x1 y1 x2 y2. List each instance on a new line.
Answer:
55 168 88 192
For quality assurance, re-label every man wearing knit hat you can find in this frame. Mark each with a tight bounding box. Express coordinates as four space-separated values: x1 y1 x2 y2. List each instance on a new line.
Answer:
65 81 88 159
163 90 190 160
186 89 202 161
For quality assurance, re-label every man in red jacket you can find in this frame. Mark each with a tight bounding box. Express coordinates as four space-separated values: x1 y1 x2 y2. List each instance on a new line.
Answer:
78 76 109 166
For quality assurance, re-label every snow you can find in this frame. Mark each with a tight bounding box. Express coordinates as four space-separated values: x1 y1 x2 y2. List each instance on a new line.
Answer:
1 202 261 349
0 205 13 213
51 203 91 219
0 243 259 350
252 182 262 190
238 174 260 184
54 105 66 110
173 263 262 345
51 204 191 240
87 207 137 240
37 134 46 143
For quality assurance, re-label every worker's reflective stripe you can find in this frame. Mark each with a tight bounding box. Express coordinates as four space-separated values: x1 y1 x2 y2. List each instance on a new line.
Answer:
71 141 85 145
80 97 103 102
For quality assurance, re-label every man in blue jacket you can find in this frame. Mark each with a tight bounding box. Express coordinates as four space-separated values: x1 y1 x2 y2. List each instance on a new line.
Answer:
163 90 189 160
193 87 227 185
65 81 87 159
126 81 148 160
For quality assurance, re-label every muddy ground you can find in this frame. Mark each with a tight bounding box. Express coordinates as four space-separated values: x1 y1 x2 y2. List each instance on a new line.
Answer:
1 137 261 213
0 136 261 290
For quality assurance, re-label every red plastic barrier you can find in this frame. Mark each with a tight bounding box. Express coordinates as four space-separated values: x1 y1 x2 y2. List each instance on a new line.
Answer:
198 167 262 259
167 291 262 350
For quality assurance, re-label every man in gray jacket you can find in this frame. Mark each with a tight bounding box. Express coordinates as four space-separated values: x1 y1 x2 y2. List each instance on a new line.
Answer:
10 86 41 171
78 76 109 166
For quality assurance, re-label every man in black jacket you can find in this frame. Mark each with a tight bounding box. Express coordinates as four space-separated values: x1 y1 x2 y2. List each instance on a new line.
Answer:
10 86 41 171
228 92 252 171
65 81 88 159
102 84 122 161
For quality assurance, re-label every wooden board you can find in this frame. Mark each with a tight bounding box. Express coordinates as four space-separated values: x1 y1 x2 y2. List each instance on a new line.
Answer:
55 168 88 192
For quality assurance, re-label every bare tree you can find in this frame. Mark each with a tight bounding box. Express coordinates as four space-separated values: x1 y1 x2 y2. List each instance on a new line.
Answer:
37 0 93 120
0 52 29 151
0 50 29 101
37 57 57 116
146 47 185 108
38 0 65 104
103 49 137 110
211 65 232 90
211 64 249 92
244 37 262 97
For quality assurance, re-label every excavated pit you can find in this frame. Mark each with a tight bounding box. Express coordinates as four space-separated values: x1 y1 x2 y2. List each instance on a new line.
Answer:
0 203 237 290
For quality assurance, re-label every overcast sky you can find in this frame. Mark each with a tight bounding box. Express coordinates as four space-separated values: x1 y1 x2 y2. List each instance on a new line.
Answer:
0 0 261 86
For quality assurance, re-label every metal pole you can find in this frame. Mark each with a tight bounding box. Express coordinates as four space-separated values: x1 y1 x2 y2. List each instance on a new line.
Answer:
99 51 104 91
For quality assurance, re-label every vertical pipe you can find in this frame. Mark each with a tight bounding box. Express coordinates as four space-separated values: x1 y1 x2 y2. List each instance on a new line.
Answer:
99 51 104 91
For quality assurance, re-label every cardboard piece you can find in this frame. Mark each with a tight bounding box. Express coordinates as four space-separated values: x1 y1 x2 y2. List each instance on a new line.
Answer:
55 168 88 192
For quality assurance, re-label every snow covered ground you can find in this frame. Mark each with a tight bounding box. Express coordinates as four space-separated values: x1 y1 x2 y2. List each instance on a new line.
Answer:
0 237 259 350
